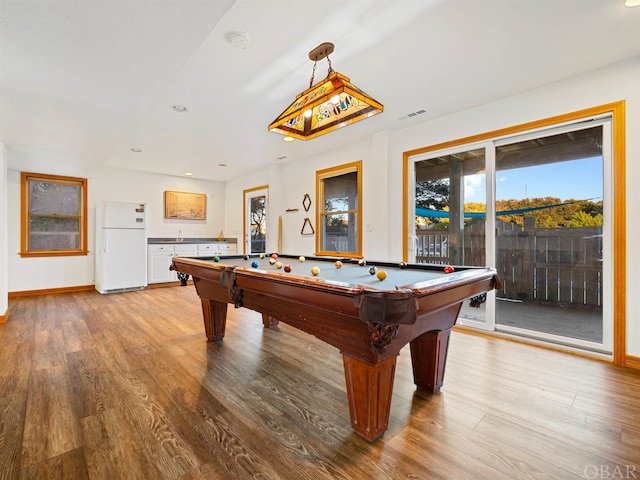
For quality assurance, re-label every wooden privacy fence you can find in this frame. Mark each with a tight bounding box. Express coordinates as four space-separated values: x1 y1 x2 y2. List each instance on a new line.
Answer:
416 218 603 307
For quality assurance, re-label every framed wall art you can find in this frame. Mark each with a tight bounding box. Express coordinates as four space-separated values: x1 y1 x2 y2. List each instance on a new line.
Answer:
164 190 206 220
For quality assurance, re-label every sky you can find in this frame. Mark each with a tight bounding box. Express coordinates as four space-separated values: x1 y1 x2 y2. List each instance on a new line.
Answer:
464 156 603 204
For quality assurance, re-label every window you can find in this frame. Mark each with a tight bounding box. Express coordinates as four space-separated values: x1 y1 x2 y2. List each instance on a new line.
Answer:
316 161 362 256
20 172 88 257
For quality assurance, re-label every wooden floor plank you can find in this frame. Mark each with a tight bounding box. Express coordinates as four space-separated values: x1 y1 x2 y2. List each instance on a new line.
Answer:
1 286 639 479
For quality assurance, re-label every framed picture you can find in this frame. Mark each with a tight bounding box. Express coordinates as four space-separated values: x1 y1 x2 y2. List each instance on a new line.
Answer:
164 191 206 220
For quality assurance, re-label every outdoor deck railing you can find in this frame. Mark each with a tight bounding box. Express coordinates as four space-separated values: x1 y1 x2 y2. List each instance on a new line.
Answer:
416 218 603 307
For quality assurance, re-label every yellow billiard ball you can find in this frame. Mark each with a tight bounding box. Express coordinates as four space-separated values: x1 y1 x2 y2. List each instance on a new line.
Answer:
376 270 387 281
299 256 305 262
311 266 320 276
275 261 282 269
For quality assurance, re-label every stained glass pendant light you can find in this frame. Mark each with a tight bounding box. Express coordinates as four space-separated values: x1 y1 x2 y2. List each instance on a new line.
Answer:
268 42 383 141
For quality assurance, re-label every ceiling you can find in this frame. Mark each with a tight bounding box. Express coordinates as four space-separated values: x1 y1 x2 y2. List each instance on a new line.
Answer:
2 0 640 183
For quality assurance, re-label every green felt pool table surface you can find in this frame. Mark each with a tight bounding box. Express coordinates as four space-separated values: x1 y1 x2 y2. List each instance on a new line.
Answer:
194 253 484 292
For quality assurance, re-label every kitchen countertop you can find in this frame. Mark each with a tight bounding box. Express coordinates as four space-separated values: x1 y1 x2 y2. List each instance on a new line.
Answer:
147 237 237 244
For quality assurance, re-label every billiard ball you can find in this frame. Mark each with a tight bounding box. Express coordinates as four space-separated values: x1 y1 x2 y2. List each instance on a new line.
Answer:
243 255 249 260
284 264 292 272
358 259 366 267
376 270 387 281
399 261 407 269
335 261 343 269
369 266 377 275
251 261 259 268
275 261 282 269
299 256 305 262
444 265 455 273
269 258 276 265
213 256 220 262
271 253 278 259
311 266 320 276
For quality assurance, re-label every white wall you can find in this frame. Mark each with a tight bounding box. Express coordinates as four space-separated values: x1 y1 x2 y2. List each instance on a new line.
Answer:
223 56 640 357
0 143 8 318
224 136 393 258
6 165 226 292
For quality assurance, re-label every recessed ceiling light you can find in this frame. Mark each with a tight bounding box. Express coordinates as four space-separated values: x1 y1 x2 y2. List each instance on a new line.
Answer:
228 31 250 49
130 148 141 152
171 104 188 112
626 0 640 6
283 136 295 142
184 172 193 176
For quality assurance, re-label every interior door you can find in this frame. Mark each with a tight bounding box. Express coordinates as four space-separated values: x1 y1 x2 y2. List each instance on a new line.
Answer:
244 186 268 255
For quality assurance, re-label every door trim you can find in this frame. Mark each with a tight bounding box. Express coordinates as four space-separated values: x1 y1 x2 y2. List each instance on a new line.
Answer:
243 185 269 255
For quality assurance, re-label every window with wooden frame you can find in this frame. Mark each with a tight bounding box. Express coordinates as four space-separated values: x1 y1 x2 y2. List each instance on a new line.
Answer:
20 172 88 257
316 161 362 257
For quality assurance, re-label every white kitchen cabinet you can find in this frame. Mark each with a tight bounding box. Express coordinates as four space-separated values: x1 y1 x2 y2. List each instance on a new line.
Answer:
148 243 198 283
173 243 198 257
196 243 217 257
196 242 238 257
147 241 238 283
218 242 237 255
147 244 177 284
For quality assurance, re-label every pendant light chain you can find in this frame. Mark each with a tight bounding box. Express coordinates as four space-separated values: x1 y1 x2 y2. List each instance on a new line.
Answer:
309 61 318 88
309 55 335 88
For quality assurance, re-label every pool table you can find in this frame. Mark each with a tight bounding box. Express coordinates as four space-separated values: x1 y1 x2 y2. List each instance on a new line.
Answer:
170 254 501 441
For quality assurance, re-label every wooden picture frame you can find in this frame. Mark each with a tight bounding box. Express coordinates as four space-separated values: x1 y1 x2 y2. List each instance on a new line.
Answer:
164 191 206 220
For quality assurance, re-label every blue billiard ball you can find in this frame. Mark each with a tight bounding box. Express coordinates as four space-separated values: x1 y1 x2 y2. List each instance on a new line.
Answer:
251 261 259 268
369 266 377 275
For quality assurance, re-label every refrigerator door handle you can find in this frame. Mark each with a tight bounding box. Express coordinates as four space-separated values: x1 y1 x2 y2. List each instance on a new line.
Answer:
103 229 108 253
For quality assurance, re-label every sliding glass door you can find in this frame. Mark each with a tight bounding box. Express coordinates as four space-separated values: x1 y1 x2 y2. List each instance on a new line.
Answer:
411 143 495 330
409 118 612 353
493 122 611 353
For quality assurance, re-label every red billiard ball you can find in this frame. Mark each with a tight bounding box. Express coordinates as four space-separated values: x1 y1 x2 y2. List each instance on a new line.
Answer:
284 264 292 272
444 265 455 273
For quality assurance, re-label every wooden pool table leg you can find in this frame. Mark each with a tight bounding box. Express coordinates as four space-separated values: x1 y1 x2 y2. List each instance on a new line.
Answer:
200 298 228 342
342 354 397 442
409 328 452 393
261 314 279 328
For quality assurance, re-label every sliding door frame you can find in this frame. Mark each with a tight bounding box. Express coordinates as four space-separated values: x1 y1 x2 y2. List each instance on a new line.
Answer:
402 101 626 365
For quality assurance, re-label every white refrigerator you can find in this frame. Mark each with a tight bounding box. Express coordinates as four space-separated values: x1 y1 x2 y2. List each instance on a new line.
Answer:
95 201 148 294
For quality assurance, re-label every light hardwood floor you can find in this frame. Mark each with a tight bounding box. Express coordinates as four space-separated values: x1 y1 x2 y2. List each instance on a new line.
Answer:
1 286 639 480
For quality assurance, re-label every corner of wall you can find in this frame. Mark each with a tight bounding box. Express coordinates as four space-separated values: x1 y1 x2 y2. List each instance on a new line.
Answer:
0 142 8 318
